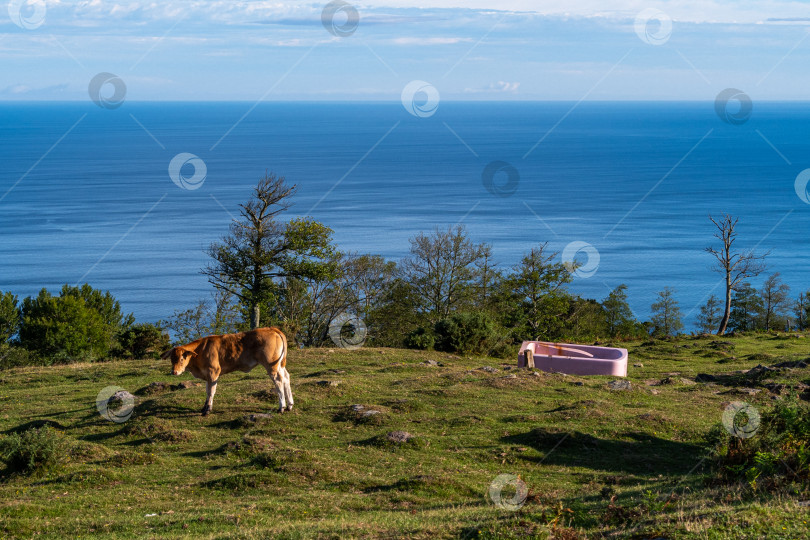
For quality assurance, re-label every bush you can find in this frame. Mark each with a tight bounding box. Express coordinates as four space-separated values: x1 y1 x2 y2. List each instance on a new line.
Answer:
404 327 435 350
709 396 810 490
19 289 112 361
0 427 62 476
434 312 499 355
0 291 20 343
0 343 39 370
117 323 170 359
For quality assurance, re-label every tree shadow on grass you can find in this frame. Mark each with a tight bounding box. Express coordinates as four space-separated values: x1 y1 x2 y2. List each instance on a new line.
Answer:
502 428 706 476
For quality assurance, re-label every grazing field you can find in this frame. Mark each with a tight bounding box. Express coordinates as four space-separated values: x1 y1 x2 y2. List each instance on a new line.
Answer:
1 335 809 539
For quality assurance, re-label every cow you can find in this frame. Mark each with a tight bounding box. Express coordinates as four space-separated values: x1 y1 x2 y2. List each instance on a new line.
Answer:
160 327 292 416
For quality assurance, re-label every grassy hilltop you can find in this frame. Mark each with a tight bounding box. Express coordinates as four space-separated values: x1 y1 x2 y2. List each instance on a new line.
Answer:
0 334 809 539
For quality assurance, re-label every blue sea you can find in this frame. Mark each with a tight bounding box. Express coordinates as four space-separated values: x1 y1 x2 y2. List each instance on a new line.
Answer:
1 101 809 327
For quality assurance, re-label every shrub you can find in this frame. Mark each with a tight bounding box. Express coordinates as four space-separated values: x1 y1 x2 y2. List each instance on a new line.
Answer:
0 291 20 343
117 323 170 359
0 343 39 369
709 396 810 489
434 312 499 355
404 327 435 350
19 290 111 361
0 427 62 476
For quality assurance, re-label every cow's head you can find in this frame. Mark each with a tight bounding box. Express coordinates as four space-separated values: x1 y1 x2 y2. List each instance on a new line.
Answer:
160 346 197 376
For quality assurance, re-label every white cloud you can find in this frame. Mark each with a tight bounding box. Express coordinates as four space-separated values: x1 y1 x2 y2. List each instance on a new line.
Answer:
391 37 472 45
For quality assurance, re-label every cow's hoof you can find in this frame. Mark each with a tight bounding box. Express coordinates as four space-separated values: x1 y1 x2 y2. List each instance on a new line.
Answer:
277 407 285 414
285 405 294 412
201 405 210 416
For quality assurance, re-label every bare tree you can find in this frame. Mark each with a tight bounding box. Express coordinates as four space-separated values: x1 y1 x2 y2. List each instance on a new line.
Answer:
401 225 489 323
203 173 337 329
760 273 790 331
705 214 768 335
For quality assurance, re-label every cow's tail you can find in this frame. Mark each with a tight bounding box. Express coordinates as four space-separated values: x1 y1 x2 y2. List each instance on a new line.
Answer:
277 328 288 370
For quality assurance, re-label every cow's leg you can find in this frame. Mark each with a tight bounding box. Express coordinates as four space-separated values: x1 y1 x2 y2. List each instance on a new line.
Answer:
271 371 287 413
201 379 218 416
282 368 294 411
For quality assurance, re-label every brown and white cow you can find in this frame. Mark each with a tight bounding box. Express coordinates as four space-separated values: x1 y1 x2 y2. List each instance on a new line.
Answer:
160 327 292 416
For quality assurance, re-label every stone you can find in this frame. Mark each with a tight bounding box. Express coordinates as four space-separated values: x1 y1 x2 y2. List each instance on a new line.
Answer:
573 381 584 386
746 364 776 378
109 390 135 405
386 431 414 444
531 372 542 377
633 363 643 368
350 404 366 412
503 374 517 379
317 380 340 387
245 413 275 422
608 380 632 391
480 366 498 373
423 359 440 367
361 410 381 417
695 373 718 383
172 380 195 390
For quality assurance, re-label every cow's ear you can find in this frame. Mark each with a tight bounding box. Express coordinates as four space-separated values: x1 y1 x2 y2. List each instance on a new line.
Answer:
182 348 198 359
160 348 174 360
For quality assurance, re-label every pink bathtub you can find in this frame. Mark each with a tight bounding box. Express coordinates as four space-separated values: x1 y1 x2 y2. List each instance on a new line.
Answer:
518 341 628 377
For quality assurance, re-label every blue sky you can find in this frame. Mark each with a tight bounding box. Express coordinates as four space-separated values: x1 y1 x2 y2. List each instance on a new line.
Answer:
2 0 810 100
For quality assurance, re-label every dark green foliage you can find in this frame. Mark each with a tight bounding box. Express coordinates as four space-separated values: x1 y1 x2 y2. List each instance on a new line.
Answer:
433 312 499 355
496 244 573 341
117 323 170 359
0 427 62 477
404 327 435 350
19 289 111 361
203 174 339 329
602 285 636 338
650 287 684 337
59 283 134 330
729 282 764 332
710 396 810 489
365 280 422 348
0 291 20 343
696 294 722 334
566 297 607 340
0 344 37 370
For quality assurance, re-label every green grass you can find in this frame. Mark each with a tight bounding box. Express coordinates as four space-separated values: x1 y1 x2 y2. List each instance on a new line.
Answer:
0 334 809 538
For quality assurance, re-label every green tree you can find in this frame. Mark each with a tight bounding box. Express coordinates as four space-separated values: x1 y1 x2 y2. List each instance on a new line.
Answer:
401 225 489 323
365 279 422 347
567 297 607 340
759 273 790 331
60 283 134 331
203 173 338 329
500 244 573 340
19 289 110 360
0 291 20 343
602 284 635 338
696 294 722 334
650 287 684 337
728 282 764 332
794 292 808 331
